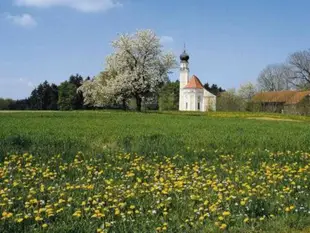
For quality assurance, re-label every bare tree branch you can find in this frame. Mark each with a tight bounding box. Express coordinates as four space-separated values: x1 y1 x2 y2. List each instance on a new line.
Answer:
287 49 310 89
257 64 290 91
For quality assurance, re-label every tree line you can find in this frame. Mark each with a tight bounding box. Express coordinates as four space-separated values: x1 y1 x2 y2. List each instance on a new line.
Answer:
0 74 91 110
0 76 225 112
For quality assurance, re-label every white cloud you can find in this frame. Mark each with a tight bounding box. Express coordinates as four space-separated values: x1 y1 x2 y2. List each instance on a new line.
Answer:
27 81 34 87
6 13 37 28
160 36 174 44
14 0 122 13
18 77 35 87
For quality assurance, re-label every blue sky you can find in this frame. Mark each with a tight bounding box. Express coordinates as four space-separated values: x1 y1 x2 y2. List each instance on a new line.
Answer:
1 0 310 99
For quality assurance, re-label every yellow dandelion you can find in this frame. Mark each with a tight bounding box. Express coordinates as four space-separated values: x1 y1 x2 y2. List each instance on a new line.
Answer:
56 208 64 213
16 218 24 223
35 216 43 221
73 210 81 218
115 208 120 216
222 211 231 216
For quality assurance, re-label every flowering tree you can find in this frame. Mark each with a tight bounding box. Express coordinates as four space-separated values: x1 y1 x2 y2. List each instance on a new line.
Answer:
78 30 176 111
106 29 176 111
77 71 116 107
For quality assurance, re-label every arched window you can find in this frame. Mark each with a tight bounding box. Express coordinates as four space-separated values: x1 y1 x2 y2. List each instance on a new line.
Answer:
197 96 201 110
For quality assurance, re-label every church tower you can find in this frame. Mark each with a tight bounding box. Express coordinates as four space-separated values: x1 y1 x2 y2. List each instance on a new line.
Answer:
179 49 190 110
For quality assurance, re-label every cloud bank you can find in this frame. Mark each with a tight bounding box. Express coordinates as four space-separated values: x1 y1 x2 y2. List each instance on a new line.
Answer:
6 13 37 28
14 0 122 12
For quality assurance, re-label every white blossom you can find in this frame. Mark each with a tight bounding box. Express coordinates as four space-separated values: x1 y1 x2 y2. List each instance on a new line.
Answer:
78 29 177 110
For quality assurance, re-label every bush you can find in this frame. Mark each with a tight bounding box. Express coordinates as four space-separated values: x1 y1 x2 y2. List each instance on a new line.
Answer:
216 89 246 111
158 81 179 111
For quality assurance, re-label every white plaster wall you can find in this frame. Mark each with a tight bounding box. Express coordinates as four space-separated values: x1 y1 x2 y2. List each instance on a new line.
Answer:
196 90 204 111
203 89 216 111
179 62 189 89
190 94 194 110
181 89 204 111
179 62 190 111
181 89 191 111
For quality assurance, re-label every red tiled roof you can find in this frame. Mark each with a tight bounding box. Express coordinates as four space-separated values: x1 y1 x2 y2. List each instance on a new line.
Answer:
252 90 310 105
184 75 204 89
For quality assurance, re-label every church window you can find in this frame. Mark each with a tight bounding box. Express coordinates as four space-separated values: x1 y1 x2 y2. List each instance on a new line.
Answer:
198 102 200 110
186 102 188 109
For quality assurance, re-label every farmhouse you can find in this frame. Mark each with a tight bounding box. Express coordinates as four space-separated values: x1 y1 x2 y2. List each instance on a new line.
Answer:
252 90 310 115
178 50 216 112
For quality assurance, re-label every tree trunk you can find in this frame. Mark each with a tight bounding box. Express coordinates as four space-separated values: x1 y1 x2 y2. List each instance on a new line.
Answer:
122 99 127 111
136 96 142 112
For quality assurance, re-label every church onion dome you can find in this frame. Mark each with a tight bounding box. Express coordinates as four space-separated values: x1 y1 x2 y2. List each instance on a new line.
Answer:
184 75 204 89
180 50 189 62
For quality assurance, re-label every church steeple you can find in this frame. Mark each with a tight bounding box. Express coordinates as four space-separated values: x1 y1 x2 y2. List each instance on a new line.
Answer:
180 44 190 62
179 46 190 110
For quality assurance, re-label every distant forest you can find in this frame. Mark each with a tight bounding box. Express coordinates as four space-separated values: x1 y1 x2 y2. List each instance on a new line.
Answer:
0 74 225 111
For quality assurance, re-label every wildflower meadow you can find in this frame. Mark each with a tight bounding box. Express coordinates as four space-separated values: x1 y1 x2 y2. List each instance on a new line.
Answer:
0 111 310 233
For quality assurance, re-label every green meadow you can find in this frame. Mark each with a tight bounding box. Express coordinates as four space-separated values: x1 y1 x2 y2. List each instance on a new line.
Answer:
1 111 310 158
0 111 310 233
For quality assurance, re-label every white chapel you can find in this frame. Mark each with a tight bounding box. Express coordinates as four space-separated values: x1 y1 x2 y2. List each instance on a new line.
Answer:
179 49 216 112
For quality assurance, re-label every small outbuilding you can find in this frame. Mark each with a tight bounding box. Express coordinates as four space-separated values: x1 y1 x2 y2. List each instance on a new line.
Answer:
252 90 310 115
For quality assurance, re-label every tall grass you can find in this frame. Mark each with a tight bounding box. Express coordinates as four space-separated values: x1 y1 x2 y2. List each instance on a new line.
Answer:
1 111 310 160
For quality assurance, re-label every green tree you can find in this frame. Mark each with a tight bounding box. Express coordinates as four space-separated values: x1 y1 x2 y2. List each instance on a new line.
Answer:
58 74 86 110
158 81 179 111
69 74 84 109
204 83 226 96
49 84 59 110
7 99 30 110
58 81 77 110
28 81 59 110
0 98 14 110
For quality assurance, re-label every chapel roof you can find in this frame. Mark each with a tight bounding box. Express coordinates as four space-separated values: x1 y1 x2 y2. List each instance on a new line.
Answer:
184 75 204 89
252 90 310 105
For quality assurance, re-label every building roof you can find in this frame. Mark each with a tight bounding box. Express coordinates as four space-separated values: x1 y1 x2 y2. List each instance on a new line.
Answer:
252 90 310 105
184 75 204 89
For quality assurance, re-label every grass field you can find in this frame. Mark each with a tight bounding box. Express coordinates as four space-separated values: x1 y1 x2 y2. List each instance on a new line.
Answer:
0 111 310 233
